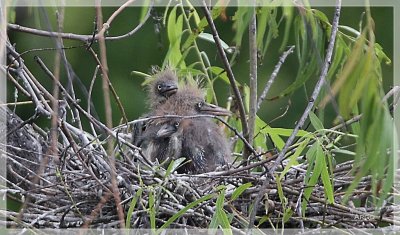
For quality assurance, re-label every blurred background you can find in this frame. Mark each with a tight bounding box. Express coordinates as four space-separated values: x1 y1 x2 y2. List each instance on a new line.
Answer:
6 6 393 131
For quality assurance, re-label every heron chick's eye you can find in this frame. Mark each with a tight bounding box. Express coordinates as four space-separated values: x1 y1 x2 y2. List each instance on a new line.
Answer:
174 121 180 128
157 84 162 90
197 101 203 108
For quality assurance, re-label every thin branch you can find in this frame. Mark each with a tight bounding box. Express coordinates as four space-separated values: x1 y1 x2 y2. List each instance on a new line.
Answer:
6 44 51 117
104 1 153 41
99 2 124 228
87 48 128 124
96 0 137 36
7 1 152 42
201 1 250 153
273 0 342 176
249 0 342 228
7 23 91 41
247 5 257 162
87 65 107 156
95 2 113 151
48 6 65 164
256 45 295 113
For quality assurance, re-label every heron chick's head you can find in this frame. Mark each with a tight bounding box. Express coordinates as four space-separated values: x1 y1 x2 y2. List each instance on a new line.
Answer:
147 68 179 109
158 83 231 116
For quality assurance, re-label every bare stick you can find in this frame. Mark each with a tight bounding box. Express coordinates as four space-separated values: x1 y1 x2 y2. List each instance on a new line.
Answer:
95 3 113 152
247 5 257 162
7 1 152 42
48 7 65 163
7 23 90 41
249 0 342 228
97 0 137 36
95 2 124 228
87 65 107 156
201 1 250 154
87 48 128 124
6 44 50 117
256 45 295 113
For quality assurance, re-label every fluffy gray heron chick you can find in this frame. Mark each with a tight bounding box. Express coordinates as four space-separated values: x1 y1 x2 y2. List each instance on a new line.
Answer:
140 82 231 172
132 68 179 146
179 117 230 173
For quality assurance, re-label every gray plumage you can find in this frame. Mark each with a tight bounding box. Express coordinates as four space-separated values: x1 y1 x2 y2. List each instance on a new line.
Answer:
179 118 230 173
140 81 231 173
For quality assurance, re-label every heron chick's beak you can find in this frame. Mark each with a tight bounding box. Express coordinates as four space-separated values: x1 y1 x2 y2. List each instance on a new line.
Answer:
199 103 232 116
160 82 178 97
156 122 179 138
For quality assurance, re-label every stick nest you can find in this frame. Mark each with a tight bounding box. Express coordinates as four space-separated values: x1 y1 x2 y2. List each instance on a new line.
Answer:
3 107 398 230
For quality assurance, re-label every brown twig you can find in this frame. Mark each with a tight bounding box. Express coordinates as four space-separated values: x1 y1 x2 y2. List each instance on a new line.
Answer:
86 48 128 124
247 5 257 164
201 1 250 155
7 2 152 42
48 6 65 166
256 46 295 113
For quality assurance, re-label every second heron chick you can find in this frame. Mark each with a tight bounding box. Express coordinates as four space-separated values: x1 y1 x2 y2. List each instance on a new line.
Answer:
179 117 230 173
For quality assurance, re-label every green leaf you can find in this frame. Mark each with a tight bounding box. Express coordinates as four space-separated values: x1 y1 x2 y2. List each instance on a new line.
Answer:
164 5 184 68
178 68 204 78
131 71 152 85
332 148 355 156
209 209 219 229
149 188 156 229
232 6 252 48
198 33 233 54
279 13 323 97
301 142 319 215
260 127 310 137
181 4 224 51
279 138 310 179
256 6 271 51
8 7 16 23
276 175 285 206
279 4 294 51
209 66 241 86
242 84 250 113
374 42 391 65
257 215 270 227
260 6 279 57
253 116 268 151
126 188 143 228
184 0 200 25
269 133 285 150
165 158 186 177
282 208 293 223
231 182 252 201
318 148 334 204
309 112 324 130
311 9 330 26
215 189 232 231
158 194 214 231
139 1 150 23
